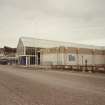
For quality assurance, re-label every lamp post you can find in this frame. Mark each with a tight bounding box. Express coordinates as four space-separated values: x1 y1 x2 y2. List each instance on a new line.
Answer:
92 49 95 66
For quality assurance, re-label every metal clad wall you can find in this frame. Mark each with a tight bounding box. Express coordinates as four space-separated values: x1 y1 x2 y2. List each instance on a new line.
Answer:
17 37 105 66
41 47 105 65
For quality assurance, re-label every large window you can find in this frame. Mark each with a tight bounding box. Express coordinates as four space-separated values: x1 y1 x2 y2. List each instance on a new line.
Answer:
26 47 36 55
69 55 75 61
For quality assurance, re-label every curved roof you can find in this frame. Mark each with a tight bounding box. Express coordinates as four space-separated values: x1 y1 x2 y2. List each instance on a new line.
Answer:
20 37 105 50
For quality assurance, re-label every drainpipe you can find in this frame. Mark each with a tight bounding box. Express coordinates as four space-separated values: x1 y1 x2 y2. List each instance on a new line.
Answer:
77 48 79 65
82 56 83 66
64 47 66 65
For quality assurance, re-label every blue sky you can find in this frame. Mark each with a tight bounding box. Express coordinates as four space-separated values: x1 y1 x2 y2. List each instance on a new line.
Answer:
0 0 105 47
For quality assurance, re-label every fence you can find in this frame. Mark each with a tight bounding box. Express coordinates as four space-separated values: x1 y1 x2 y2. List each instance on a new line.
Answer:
51 65 105 73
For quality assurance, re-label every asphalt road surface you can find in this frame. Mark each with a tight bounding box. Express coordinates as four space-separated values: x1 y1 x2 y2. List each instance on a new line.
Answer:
0 65 105 105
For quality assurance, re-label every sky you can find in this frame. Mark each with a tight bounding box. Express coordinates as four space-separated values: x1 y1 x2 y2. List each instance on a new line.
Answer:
0 0 105 47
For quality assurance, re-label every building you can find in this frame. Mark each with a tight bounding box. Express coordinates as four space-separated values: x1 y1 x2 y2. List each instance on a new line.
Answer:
17 37 105 66
0 48 4 57
0 46 17 65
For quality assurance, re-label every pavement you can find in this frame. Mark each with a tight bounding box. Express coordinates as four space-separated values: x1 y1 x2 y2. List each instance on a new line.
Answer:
0 65 105 105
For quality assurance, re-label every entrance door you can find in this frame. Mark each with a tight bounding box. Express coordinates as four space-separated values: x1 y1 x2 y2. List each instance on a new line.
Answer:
37 52 40 65
30 56 35 65
20 56 26 65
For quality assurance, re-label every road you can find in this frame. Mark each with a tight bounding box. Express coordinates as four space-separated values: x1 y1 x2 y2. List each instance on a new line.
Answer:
0 65 105 105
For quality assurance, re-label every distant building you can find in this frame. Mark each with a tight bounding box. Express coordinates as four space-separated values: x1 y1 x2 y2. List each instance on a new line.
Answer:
17 37 105 66
0 48 4 57
0 46 17 64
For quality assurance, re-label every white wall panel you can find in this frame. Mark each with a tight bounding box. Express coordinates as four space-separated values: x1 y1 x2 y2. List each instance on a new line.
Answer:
41 53 105 66
78 54 93 65
42 54 57 65
94 55 105 64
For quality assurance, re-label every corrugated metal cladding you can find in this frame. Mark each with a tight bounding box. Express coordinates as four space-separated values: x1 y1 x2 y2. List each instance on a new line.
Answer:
17 37 105 66
20 37 105 49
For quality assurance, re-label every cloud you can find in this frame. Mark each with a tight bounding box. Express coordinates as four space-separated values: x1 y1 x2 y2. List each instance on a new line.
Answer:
0 0 105 47
79 38 105 46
